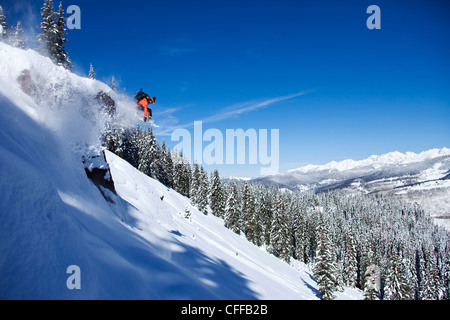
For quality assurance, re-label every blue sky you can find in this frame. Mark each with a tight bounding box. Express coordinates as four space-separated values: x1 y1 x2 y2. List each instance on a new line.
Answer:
3 0 450 177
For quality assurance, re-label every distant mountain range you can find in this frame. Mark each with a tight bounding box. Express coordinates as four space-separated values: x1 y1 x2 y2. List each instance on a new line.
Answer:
252 148 450 218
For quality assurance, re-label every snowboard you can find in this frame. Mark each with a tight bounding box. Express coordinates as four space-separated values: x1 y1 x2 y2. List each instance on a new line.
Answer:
147 119 159 128
134 109 159 128
136 117 159 128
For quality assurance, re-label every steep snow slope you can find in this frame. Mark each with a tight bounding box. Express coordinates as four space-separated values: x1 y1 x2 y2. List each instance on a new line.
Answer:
0 43 362 299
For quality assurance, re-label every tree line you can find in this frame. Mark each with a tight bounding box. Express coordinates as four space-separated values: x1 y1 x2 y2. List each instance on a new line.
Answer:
105 126 450 300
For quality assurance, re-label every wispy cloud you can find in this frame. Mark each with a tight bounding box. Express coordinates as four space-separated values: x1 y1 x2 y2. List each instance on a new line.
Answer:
158 45 196 57
202 90 313 124
155 90 312 136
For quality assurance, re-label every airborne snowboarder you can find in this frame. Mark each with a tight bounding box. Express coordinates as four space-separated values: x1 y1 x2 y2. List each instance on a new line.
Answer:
134 88 156 123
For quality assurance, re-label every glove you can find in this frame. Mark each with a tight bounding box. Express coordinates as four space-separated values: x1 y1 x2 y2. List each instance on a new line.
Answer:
144 117 147 122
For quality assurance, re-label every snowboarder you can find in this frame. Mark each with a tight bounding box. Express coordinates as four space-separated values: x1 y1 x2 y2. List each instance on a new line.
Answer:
134 88 156 122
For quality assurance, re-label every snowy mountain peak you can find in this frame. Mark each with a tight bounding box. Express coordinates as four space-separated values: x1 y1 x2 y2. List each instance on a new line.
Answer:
289 147 450 174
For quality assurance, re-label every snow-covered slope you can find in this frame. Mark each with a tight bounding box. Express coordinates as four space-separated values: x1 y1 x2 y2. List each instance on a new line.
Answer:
0 43 362 299
254 148 450 218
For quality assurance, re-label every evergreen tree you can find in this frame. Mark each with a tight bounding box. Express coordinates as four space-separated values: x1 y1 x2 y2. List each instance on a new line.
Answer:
181 157 191 197
171 152 191 197
241 184 256 241
54 2 71 69
147 128 159 178
414 248 424 300
37 0 56 55
111 76 116 92
363 249 380 300
66 55 72 70
172 150 189 196
422 247 442 300
225 183 241 234
121 127 139 168
270 196 292 263
251 191 264 247
159 140 173 188
197 166 209 214
88 63 95 79
190 161 200 207
106 128 123 156
313 211 337 300
0 5 9 42
12 21 26 49
258 192 273 247
385 247 414 300
136 126 150 174
209 169 225 218
443 247 450 300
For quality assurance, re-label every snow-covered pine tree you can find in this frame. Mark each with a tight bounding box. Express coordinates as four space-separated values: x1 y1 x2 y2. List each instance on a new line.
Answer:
54 2 71 69
171 151 191 197
414 248 424 300
342 228 358 288
12 21 26 49
197 166 209 214
258 192 273 247
106 128 123 157
385 246 414 300
363 249 380 300
136 126 149 174
165 145 174 188
313 210 337 300
147 128 159 179
88 63 95 79
181 156 191 197
111 76 116 92
421 246 442 300
224 183 241 234
37 0 56 56
159 140 173 188
251 189 264 247
293 205 308 263
240 184 256 242
0 5 9 42
443 247 450 300
209 169 225 218
270 195 293 263
190 161 200 207
153 142 166 184
65 55 72 71
172 150 185 195
120 127 139 168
